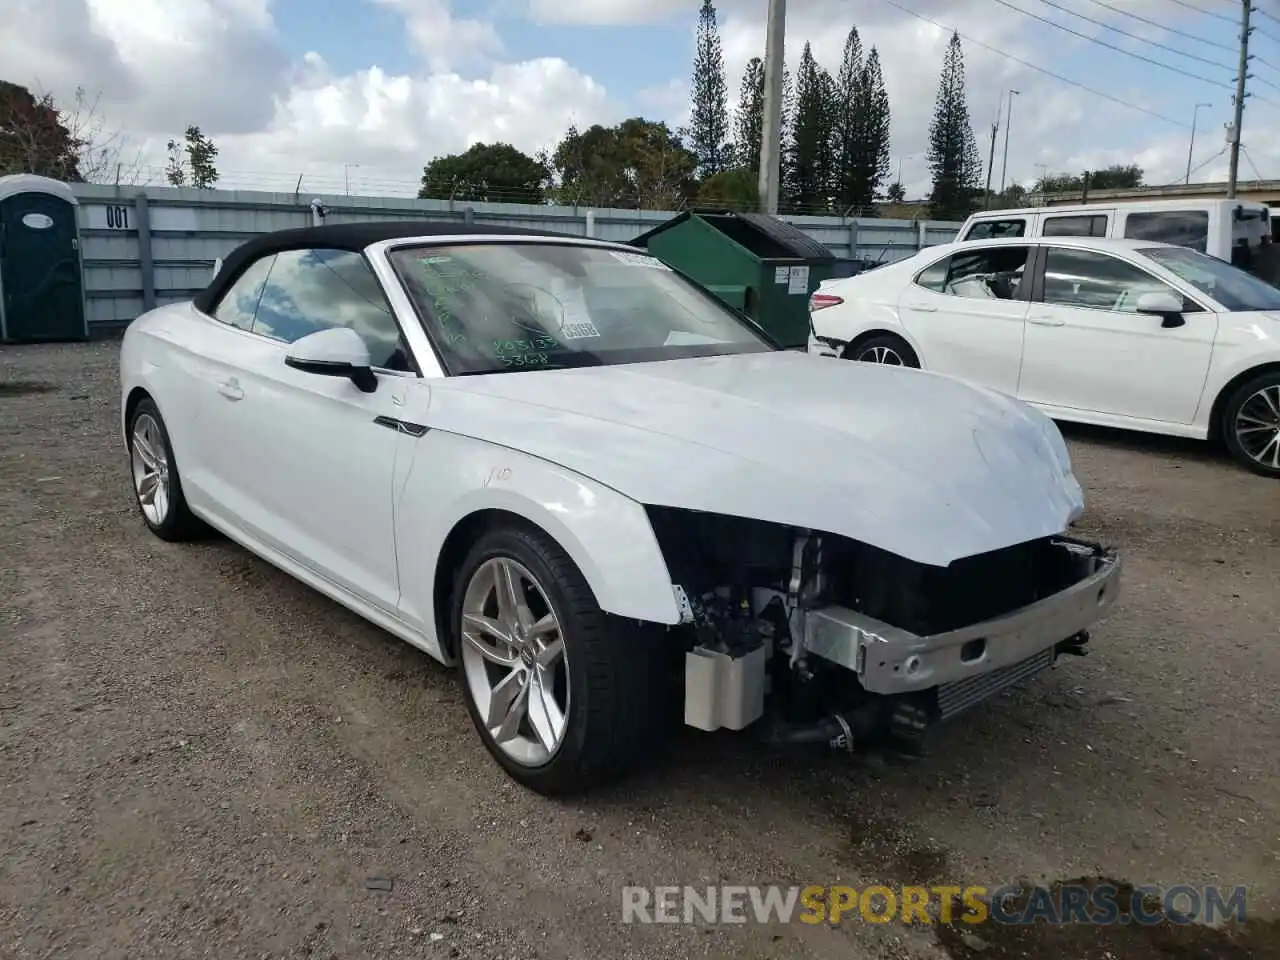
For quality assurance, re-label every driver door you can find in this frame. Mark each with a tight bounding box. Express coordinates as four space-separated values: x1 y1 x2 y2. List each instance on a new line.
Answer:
201 247 420 614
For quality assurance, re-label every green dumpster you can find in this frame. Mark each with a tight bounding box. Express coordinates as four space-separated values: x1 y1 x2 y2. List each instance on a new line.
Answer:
629 210 836 348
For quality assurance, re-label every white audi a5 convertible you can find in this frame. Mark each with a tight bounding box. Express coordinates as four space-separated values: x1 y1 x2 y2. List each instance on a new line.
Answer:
119 221 1121 795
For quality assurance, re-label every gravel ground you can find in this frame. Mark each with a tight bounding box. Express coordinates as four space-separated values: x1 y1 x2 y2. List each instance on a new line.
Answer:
1 341 1277 960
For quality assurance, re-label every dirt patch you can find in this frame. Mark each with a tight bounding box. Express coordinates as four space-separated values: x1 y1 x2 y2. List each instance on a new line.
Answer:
0 380 58 396
936 877 1280 960
841 809 951 886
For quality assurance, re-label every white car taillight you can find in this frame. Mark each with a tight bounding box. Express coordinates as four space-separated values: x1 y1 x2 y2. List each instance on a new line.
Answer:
809 292 843 312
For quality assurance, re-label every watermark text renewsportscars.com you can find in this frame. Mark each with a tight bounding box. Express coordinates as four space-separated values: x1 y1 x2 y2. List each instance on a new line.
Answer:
621 883 1249 926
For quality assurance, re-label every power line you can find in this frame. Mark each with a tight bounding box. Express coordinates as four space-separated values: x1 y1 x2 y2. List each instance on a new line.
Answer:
1241 144 1265 183
1075 0 1236 54
1165 0 1237 24
1254 4 1280 28
989 0 1232 87
1254 24 1280 44
1028 0 1235 68
882 0 1192 128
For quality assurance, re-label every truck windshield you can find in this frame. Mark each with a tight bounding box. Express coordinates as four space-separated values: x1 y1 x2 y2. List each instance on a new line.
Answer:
1141 245 1280 312
389 242 775 374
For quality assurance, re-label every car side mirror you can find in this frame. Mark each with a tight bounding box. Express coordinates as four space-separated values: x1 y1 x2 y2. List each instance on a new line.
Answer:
284 327 377 392
1135 291 1186 328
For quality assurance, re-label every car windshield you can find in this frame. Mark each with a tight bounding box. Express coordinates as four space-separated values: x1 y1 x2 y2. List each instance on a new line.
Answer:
388 242 775 374
1141 245 1280 312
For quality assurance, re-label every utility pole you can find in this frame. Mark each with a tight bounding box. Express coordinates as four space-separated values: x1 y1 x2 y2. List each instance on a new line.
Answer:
1185 102 1211 184
1227 0 1252 198
758 0 786 215
984 120 999 209
999 89 1019 194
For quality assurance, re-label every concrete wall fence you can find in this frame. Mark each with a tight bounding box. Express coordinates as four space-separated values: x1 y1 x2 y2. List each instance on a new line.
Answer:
70 182 963 333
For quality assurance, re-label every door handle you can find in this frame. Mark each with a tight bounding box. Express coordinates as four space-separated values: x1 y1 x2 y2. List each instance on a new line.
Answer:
912 305 938 312
217 378 243 401
1027 315 1065 326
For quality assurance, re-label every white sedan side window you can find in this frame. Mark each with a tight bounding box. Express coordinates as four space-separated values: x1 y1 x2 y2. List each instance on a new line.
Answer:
915 247 1030 301
1042 248 1181 314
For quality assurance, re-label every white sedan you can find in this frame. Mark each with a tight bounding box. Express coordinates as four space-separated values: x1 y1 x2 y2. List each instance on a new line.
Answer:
807 235 1280 477
120 222 1120 795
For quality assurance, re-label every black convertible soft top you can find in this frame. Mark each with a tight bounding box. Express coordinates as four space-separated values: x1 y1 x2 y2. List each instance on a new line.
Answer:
193 220 587 314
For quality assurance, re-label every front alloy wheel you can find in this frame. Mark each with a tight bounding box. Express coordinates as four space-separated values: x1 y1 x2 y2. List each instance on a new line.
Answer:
459 557 570 767
1231 382 1280 472
451 523 670 795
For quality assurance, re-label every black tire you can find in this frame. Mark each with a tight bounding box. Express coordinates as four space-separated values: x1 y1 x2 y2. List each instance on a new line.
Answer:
843 332 920 368
450 522 669 795
127 397 205 541
1220 370 1280 478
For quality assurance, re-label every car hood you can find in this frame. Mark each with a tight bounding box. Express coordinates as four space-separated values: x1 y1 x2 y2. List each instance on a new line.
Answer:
424 351 1084 567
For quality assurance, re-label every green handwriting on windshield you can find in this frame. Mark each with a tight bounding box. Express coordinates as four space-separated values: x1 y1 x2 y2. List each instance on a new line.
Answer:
494 336 559 369
414 256 490 344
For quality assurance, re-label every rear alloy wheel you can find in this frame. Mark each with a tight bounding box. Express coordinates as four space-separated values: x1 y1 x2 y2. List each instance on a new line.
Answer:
452 523 668 795
128 398 203 541
1223 372 1280 477
845 333 920 368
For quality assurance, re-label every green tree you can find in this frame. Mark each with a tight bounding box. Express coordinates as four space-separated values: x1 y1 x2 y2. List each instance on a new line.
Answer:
419 142 548 203
735 57 765 175
859 48 892 212
696 167 760 211
926 32 982 221
885 181 906 202
185 125 219 189
1035 164 1143 195
164 126 220 188
687 0 731 177
0 81 84 180
548 119 696 209
832 27 863 211
164 138 185 186
832 31 892 214
786 43 833 213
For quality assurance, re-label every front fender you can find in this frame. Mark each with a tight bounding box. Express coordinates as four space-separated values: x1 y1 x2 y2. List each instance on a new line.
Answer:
395 429 681 657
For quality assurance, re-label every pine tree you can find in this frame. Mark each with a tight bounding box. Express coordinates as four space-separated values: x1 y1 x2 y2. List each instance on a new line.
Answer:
860 48 891 208
735 57 765 175
832 27 863 212
926 32 982 221
688 0 730 177
787 43 831 213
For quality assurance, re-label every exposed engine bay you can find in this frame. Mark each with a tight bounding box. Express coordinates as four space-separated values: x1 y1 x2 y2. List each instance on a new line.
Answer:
645 506 1122 753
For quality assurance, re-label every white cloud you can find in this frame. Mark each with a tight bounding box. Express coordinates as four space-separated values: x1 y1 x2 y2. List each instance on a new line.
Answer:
371 0 504 72
219 55 616 193
2 0 619 196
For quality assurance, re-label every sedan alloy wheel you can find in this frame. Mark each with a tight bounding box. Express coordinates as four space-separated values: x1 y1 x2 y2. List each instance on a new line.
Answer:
459 556 570 767
1232 383 1280 470
856 344 905 365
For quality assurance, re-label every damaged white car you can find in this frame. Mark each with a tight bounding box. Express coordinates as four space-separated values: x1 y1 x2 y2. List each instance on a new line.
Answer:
119 222 1122 795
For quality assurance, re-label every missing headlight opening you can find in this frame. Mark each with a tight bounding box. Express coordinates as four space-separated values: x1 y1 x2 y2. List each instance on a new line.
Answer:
644 506 1121 755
